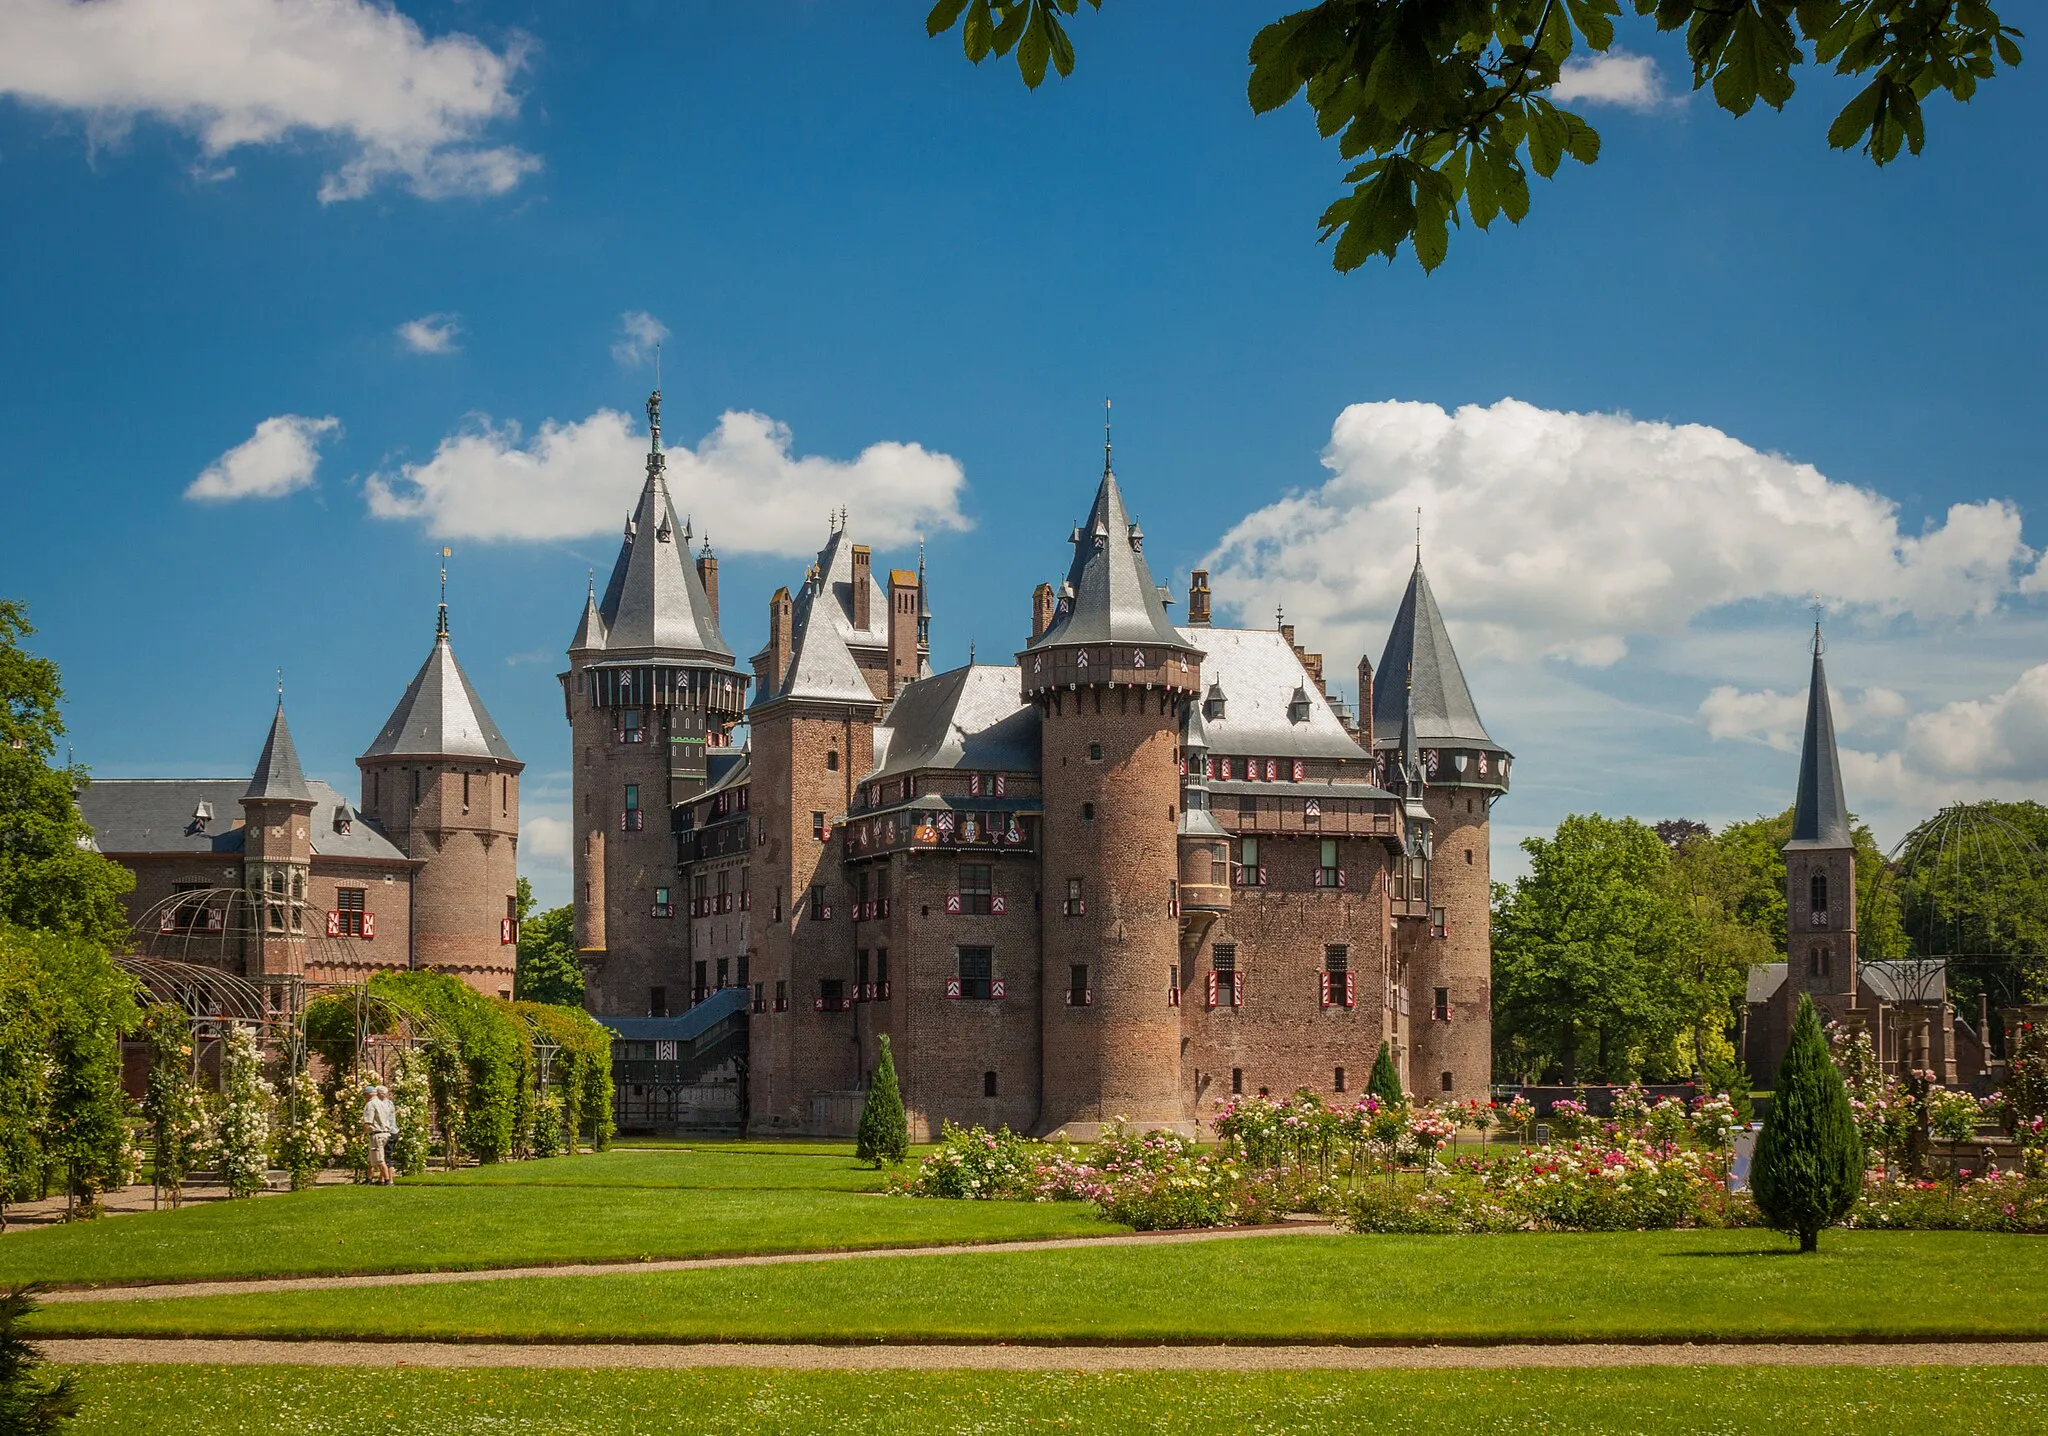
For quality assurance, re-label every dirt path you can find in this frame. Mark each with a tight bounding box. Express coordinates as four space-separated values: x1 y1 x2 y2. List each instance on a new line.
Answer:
38 1221 1339 1304
40 1337 2048 1371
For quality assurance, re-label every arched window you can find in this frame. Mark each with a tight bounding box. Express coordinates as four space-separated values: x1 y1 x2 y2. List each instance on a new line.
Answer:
1809 946 1830 979
1810 872 1828 913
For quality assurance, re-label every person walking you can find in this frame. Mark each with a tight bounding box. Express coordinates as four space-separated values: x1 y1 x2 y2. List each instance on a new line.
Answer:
361 1084 399 1185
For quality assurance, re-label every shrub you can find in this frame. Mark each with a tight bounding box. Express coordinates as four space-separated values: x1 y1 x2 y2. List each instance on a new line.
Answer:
388 1051 432 1177
894 1124 1092 1201
272 1065 332 1192
138 1006 207 1205
328 1068 378 1182
1753 995 1864 1252
0 1286 79 1434
856 1034 909 1167
212 1024 273 1198
1367 1042 1403 1106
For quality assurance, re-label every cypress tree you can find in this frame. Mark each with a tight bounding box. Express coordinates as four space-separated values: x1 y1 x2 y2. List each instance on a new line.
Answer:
1367 1041 1405 1107
1752 994 1864 1252
856 1034 909 1167
0 1286 80 1434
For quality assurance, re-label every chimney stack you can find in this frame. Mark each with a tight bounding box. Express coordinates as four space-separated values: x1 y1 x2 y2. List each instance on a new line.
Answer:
696 547 720 626
1187 570 1212 627
1031 583 1055 641
1356 653 1375 749
761 587 794 697
888 568 920 694
851 545 872 630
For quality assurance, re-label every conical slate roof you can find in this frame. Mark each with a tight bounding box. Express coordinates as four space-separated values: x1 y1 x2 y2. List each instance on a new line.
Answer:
1028 458 1187 652
362 612 519 764
245 700 314 803
569 577 606 653
1373 558 1496 749
1787 633 1851 850
588 392 732 661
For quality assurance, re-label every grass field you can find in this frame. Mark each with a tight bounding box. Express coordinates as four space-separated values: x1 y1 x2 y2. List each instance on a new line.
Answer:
0 1148 1119 1287
32 1230 2048 1343
57 1364 2048 1434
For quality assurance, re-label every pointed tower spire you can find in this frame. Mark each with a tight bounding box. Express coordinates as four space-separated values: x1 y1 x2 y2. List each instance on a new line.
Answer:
365 579 520 764
1788 620 1852 849
245 696 314 802
1373 553 1495 747
1026 439 1186 652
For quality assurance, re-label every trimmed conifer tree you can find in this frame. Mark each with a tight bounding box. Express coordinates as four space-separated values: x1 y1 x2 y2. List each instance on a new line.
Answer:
856 1034 909 1167
1367 1041 1404 1107
0 1286 80 1434
1752 994 1864 1252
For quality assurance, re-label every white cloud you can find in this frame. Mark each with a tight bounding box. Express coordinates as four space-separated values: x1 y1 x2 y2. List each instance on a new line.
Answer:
396 313 462 355
521 814 570 866
365 407 973 555
612 311 669 368
185 414 339 502
1553 51 1671 111
1204 399 2036 673
1699 683 1908 750
0 0 537 201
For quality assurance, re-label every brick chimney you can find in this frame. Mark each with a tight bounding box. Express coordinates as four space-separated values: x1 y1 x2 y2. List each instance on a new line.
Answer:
1187 570 1211 626
1356 653 1375 749
696 547 719 626
1031 583 1055 641
888 569 920 694
757 586 794 696
851 544 872 630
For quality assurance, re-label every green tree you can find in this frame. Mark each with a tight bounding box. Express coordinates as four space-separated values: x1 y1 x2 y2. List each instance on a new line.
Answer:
0 1286 80 1435
1492 814 1702 1084
515 880 583 1007
1662 825 1777 1077
926 1 2021 271
22 926 136 1213
0 600 134 946
856 1034 911 1167
1752 994 1864 1251
1367 1040 1404 1105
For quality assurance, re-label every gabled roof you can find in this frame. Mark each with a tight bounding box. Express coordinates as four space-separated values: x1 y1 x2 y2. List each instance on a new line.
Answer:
1372 558 1498 750
867 664 1039 782
588 393 733 662
1787 635 1852 850
244 702 314 803
1029 460 1187 652
759 527 891 705
1174 627 1371 763
362 615 519 765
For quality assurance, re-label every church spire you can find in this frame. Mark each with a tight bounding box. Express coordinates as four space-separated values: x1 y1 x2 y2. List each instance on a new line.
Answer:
1788 621 1852 849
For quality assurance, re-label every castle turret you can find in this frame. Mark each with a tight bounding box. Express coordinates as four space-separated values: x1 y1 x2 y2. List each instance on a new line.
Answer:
1372 555 1507 1101
241 696 317 979
1022 433 1203 1136
360 576 523 997
562 390 749 1018
1785 624 1857 1002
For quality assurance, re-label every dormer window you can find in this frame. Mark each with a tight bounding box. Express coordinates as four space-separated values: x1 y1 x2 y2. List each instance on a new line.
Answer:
191 801 214 834
1204 683 1227 721
1288 686 1312 724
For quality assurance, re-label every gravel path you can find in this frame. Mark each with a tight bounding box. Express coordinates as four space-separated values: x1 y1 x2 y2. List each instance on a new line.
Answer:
38 1222 1338 1304
40 1338 2048 1371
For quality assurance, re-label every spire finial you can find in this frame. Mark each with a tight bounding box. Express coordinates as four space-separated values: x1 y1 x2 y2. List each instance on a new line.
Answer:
969 640 976 664
1415 507 1422 566
587 567 595 598
1103 396 1112 474
1811 594 1826 655
1276 604 1285 630
276 667 284 704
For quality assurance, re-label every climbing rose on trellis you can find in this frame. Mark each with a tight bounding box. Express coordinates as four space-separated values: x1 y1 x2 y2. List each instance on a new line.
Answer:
211 1024 273 1198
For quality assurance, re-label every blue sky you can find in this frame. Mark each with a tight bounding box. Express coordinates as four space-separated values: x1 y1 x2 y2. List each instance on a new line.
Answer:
4 3 2045 905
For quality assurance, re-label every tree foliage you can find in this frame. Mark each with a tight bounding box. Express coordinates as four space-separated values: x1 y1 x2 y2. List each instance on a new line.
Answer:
857 1034 910 1167
0 1286 79 1436
0 600 133 946
1752 994 1863 1251
926 1 2021 271
515 881 584 1008
1368 1040 1405 1104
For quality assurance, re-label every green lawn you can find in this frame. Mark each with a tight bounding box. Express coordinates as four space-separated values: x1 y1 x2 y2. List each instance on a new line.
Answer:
59 1365 2048 1435
33 1230 2048 1343
0 1150 1120 1287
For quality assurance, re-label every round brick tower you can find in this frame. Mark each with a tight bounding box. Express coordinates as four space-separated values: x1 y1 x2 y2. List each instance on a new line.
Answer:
1023 443 1203 1137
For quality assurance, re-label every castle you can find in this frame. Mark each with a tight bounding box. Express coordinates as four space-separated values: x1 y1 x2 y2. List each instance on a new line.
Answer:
569 393 1509 1136
81 591 524 996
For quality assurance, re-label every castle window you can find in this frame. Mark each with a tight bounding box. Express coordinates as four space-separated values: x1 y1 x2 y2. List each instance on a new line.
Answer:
775 980 788 1012
462 773 471 812
693 961 708 997
984 1071 998 1097
1211 944 1240 1007
1810 872 1829 914
1441 1071 1455 1092
716 957 729 989
336 887 367 938
738 954 750 987
1231 1067 1243 1095
1434 986 1451 1022
1210 846 1228 886
957 946 993 1000
621 709 644 743
1068 964 1090 1006
1065 877 1084 917
372 771 380 807
1089 743 1102 762
774 886 783 921
1082 802 1095 824
411 769 421 806
1238 837 1262 886
1168 879 1178 916
813 811 828 841
649 986 668 1017
502 775 509 815
1319 839 1339 889
1810 946 1830 979
817 978 844 1010
857 949 870 989
827 750 840 771
1465 849 1473 865
957 863 993 915
1323 945 1353 1008
808 884 828 920
752 981 765 1013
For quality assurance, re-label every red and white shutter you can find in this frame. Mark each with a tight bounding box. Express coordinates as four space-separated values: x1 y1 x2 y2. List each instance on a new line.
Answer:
1232 972 1245 1006
1205 971 1219 1008
991 978 1006 1000
945 893 962 914
1344 972 1357 1007
501 917 516 944
945 976 962 999
362 912 376 940
991 894 1007 916
325 910 341 937
1319 971 1332 1007
158 910 177 934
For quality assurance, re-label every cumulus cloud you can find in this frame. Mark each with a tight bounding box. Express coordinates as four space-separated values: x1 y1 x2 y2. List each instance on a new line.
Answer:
612 311 669 368
1553 51 1671 110
0 0 537 201
520 814 570 867
364 407 973 555
185 414 339 502
1699 682 1908 750
1204 399 2036 671
396 313 462 355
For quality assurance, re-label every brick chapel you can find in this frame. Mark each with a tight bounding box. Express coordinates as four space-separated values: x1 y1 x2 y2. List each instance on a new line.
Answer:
567 393 1512 1136
80 593 525 997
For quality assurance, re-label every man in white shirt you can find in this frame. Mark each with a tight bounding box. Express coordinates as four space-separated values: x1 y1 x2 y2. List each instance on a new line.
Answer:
361 1085 399 1185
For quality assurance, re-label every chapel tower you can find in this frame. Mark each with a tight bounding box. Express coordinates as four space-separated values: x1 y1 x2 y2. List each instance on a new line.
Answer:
1023 437 1203 1135
1785 623 1858 1003
563 391 748 1017
241 697 317 979
1372 554 1510 1101
359 578 523 997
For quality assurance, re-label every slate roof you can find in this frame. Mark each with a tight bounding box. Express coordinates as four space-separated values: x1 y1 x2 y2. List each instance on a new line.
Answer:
1372 559 1500 751
587 393 733 662
79 779 409 863
762 528 892 705
1745 960 1947 1005
866 665 1040 782
598 986 748 1042
244 702 314 803
360 620 519 764
1029 461 1189 652
1176 627 1370 763
1787 636 1852 850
